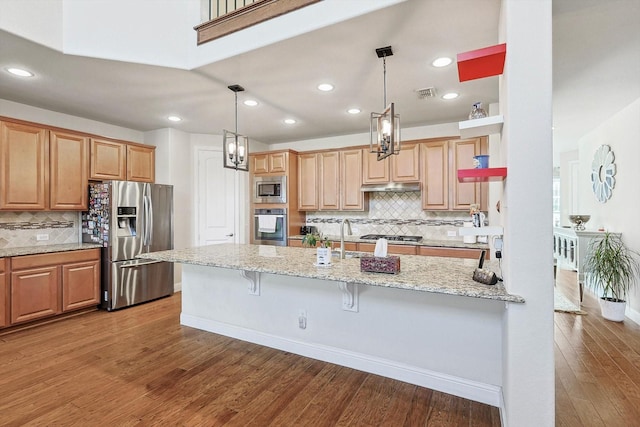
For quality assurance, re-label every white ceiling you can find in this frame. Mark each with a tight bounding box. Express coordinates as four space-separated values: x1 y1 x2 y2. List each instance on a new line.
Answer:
0 0 637 156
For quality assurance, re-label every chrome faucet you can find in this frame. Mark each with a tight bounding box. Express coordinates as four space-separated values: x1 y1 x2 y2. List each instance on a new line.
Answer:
340 218 352 259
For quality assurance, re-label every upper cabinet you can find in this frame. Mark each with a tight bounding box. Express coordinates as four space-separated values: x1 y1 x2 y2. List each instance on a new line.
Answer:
252 151 288 175
340 149 367 211
363 144 420 184
421 137 488 211
0 121 49 210
50 130 89 210
297 153 319 211
90 139 154 182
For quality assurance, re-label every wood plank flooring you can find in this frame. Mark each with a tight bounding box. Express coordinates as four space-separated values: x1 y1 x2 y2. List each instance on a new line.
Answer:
0 293 500 426
554 268 640 427
2 269 637 426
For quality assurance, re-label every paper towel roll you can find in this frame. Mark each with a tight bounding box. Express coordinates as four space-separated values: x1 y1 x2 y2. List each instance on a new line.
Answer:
374 238 388 257
462 222 476 243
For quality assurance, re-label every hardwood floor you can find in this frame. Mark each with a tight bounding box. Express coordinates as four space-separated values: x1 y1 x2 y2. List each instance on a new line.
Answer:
554 268 640 427
0 294 500 426
2 270 637 426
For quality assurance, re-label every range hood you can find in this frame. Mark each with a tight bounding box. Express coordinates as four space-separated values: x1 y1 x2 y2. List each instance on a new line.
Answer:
360 182 421 192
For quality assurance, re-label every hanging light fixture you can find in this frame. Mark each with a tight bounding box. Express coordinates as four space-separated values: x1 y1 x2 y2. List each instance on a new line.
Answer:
223 84 249 172
370 46 400 161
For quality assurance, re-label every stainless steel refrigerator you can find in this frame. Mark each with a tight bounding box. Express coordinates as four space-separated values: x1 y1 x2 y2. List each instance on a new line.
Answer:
82 181 174 311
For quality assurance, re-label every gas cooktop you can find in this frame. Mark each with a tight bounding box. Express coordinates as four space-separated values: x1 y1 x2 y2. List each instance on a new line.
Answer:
359 234 423 242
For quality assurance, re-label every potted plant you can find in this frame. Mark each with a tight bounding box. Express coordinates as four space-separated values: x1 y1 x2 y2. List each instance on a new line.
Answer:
302 233 332 265
583 232 640 322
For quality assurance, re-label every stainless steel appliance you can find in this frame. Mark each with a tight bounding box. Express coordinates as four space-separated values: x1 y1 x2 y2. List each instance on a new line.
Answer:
82 181 174 311
253 176 287 204
254 208 287 246
360 234 423 242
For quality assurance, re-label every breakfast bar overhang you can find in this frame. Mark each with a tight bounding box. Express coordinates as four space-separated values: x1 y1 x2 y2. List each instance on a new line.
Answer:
139 244 524 414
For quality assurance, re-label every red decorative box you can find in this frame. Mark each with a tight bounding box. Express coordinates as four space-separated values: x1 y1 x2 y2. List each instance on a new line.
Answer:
360 256 401 274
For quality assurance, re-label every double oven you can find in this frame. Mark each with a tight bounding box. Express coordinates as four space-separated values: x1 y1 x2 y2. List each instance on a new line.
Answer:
252 175 288 246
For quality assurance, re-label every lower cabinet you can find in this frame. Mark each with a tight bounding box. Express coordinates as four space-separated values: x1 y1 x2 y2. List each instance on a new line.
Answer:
357 243 417 255
0 258 8 328
7 249 100 327
418 246 489 260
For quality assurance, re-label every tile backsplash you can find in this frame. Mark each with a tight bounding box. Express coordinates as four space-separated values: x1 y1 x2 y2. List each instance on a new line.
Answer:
0 212 80 249
305 192 474 240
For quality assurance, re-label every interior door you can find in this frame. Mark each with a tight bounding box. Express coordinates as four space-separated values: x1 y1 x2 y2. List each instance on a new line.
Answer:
195 147 237 245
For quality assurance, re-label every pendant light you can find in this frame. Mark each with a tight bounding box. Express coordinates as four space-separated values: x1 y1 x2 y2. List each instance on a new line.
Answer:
370 46 400 161
223 84 249 172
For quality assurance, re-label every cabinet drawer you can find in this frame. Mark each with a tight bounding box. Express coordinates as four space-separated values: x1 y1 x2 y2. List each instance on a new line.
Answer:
357 243 417 255
11 248 100 271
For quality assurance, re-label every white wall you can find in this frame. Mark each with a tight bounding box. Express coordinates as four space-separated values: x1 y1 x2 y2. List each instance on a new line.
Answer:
577 97 640 319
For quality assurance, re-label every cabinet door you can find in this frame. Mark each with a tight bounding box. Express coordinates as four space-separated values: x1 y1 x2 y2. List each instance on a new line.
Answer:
362 150 390 184
0 259 7 328
252 154 270 174
340 149 367 211
90 138 126 180
421 141 449 210
298 153 319 210
319 152 340 210
50 130 89 210
269 152 287 173
127 144 155 182
451 138 482 210
391 144 420 182
11 266 60 324
0 121 49 210
62 260 100 311
418 246 488 259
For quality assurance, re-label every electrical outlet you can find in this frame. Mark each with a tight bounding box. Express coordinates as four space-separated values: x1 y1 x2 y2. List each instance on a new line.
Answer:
298 309 307 329
447 231 457 237
36 234 49 241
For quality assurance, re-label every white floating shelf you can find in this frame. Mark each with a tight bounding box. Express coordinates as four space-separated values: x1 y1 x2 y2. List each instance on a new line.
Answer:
458 115 504 138
458 226 504 236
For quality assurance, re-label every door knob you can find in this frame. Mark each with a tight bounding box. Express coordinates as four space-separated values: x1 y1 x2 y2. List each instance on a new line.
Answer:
226 233 234 237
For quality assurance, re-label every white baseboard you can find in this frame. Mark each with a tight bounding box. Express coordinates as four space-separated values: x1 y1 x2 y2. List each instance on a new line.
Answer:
626 305 640 326
173 281 182 293
181 313 504 409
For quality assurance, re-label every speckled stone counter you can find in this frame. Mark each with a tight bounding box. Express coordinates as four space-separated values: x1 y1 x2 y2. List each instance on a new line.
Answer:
289 235 491 250
0 243 103 258
139 243 523 303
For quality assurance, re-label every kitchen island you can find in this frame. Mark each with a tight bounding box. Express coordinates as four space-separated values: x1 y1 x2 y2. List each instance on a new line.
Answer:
139 243 524 411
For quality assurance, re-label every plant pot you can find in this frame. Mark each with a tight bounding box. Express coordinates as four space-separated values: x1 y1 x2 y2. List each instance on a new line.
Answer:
599 297 626 322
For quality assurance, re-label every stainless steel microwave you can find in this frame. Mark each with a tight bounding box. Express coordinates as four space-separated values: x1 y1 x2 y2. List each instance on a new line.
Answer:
253 176 287 204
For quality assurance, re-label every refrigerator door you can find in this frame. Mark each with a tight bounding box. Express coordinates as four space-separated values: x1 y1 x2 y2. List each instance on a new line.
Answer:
103 258 173 311
144 183 174 253
111 181 145 262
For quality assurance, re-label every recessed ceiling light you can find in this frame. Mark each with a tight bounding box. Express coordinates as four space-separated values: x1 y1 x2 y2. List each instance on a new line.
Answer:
317 83 334 92
6 67 34 77
442 92 459 100
244 99 258 107
347 108 361 114
167 116 182 122
283 118 297 125
432 57 453 68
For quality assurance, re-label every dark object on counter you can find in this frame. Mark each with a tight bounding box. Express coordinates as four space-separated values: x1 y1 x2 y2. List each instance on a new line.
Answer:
361 256 401 274
360 234 423 242
472 268 498 285
300 225 317 235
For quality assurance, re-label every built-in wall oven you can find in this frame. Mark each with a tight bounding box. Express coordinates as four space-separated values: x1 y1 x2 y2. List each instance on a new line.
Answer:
253 208 287 246
253 176 286 204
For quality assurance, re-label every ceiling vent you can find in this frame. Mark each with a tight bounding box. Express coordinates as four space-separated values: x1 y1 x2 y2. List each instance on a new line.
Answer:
415 87 437 99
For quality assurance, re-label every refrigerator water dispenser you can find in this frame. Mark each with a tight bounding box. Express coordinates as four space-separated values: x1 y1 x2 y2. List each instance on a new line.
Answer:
117 206 137 237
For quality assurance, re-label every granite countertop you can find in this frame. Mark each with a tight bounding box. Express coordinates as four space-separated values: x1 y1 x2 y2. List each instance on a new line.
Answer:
289 235 490 250
139 243 524 303
0 243 103 258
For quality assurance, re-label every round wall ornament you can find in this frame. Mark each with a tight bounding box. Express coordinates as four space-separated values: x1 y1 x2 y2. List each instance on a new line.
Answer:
590 145 616 203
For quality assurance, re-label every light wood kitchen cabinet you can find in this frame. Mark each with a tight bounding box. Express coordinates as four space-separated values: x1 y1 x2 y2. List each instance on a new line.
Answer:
340 149 367 211
421 140 449 210
9 249 101 326
298 153 319 210
252 151 288 174
49 130 89 210
331 241 358 251
90 138 126 180
418 246 489 260
421 137 487 211
319 152 340 210
0 121 49 210
0 259 8 328
363 144 420 184
357 243 417 255
126 144 155 183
